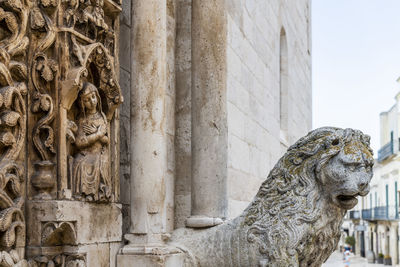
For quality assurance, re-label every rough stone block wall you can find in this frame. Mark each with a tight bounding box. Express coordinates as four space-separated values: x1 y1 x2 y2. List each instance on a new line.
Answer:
226 0 312 218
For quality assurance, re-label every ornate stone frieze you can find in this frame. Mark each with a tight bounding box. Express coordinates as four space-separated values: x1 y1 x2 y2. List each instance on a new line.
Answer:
28 253 86 267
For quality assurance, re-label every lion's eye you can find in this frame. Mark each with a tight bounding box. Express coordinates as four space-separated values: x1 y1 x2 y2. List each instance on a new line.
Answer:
345 162 361 171
332 139 340 146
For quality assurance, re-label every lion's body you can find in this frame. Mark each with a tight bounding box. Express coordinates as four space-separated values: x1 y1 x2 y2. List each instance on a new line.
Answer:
170 127 374 267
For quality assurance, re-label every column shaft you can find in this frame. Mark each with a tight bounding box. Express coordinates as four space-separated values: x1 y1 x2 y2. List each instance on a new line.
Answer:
188 0 228 228
130 0 167 240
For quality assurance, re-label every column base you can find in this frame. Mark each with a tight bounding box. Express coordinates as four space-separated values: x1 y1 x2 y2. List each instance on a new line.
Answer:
117 234 184 267
185 215 223 228
117 252 184 267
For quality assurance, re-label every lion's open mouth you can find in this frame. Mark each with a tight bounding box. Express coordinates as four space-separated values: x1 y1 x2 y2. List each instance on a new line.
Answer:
336 194 359 209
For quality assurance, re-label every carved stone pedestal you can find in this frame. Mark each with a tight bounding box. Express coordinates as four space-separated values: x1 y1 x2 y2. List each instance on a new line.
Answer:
117 253 184 267
26 201 122 266
117 234 184 267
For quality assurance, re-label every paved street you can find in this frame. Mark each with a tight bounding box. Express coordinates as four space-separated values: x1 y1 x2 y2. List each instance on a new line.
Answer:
322 251 386 267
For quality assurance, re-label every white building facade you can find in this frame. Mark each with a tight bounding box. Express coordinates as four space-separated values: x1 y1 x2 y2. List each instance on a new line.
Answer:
349 91 400 265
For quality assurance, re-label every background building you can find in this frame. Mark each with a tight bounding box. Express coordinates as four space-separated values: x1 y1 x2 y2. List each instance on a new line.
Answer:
348 88 400 265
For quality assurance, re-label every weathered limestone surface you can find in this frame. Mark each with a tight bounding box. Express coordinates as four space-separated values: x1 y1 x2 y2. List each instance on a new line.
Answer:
118 1 181 265
174 0 192 229
171 128 373 266
187 0 228 228
26 201 122 246
117 253 184 267
128 0 167 237
119 0 132 237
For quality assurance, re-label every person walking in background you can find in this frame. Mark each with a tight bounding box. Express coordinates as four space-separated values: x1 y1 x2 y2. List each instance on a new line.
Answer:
343 250 351 267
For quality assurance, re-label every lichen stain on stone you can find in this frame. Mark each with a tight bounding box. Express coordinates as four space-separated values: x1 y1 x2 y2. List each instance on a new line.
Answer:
167 0 175 18
343 141 373 160
141 59 166 133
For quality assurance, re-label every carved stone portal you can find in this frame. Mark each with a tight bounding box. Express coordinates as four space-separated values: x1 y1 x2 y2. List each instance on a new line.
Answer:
0 0 121 260
170 127 374 267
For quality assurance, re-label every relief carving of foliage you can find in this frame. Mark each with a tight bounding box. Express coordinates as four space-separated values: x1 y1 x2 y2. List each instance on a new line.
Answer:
30 2 58 161
0 0 29 261
31 54 57 160
0 161 26 265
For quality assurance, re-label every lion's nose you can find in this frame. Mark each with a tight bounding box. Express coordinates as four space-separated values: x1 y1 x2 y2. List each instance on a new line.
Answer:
358 180 368 191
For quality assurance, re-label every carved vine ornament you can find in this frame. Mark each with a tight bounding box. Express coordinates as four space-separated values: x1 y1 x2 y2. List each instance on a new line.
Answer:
171 127 374 267
0 0 29 263
0 0 121 261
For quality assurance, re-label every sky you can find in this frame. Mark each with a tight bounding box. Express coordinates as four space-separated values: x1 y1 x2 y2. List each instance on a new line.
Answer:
312 0 400 155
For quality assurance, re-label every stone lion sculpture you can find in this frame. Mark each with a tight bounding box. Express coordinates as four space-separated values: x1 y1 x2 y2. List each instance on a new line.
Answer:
170 127 374 267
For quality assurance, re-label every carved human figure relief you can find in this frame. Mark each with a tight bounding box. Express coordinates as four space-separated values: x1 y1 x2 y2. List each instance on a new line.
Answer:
70 82 110 201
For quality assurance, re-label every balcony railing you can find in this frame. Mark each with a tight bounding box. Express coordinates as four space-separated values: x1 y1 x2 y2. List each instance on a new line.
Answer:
378 140 394 162
361 209 371 219
360 206 399 221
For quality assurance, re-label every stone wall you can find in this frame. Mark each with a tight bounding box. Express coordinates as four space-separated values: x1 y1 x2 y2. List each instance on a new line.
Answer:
172 0 312 224
226 0 312 218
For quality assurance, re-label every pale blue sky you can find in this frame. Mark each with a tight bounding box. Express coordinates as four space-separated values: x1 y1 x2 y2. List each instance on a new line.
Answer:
312 0 400 154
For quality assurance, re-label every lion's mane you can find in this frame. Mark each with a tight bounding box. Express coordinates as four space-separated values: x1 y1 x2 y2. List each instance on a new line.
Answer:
242 127 372 265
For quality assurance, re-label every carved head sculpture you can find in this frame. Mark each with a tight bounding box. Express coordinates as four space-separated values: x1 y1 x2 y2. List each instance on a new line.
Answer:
78 82 102 117
289 127 374 210
317 132 373 210
246 127 373 217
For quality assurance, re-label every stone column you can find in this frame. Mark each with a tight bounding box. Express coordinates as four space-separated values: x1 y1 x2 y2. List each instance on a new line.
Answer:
390 222 398 264
118 1 183 265
128 0 167 242
355 231 361 255
186 0 228 228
